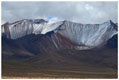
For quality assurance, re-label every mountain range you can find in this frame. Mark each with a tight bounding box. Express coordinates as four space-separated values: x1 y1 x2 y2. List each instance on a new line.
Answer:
2 19 118 78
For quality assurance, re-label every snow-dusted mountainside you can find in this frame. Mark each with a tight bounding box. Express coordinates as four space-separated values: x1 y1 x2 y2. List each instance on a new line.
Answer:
2 19 117 49
57 20 117 47
2 19 63 39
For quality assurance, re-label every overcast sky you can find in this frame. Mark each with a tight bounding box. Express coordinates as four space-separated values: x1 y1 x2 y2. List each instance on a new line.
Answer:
2 1 118 24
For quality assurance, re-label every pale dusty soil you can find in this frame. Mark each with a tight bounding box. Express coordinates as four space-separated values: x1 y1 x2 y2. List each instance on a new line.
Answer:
2 76 74 79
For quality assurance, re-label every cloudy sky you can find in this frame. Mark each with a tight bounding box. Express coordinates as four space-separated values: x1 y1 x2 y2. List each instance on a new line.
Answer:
2 1 118 24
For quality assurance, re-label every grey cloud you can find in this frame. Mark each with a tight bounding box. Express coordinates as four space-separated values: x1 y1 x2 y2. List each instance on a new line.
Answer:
2 1 118 24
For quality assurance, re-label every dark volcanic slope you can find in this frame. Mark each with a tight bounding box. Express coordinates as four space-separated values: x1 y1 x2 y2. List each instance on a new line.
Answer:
2 31 117 71
2 31 77 58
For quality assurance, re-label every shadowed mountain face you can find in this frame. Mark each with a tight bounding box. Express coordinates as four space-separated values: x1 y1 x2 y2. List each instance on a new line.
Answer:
106 34 118 48
2 19 118 78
